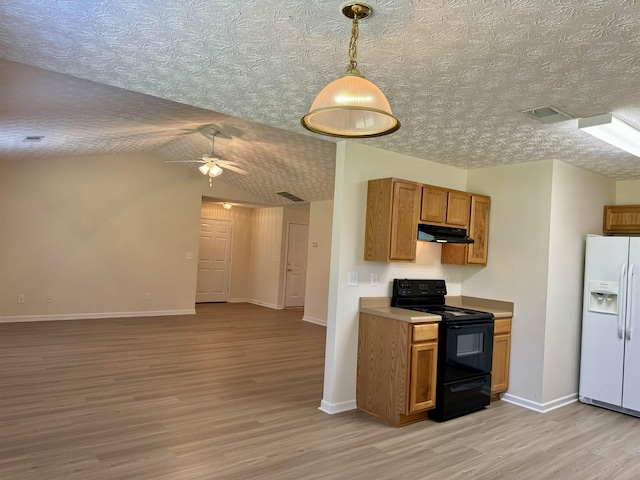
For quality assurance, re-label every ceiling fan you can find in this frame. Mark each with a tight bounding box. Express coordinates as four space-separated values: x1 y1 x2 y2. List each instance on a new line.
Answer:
166 126 249 186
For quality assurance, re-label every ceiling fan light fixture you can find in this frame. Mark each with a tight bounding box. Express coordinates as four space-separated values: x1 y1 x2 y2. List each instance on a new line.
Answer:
199 164 210 175
301 2 400 138
578 113 640 157
209 164 223 177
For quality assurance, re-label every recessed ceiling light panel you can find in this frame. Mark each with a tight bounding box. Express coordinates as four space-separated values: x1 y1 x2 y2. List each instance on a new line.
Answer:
522 106 573 124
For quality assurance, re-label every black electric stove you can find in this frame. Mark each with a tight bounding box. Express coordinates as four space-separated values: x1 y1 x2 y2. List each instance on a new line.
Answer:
392 279 495 422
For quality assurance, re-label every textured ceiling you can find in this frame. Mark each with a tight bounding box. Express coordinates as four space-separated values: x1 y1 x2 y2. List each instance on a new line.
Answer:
1 0 640 205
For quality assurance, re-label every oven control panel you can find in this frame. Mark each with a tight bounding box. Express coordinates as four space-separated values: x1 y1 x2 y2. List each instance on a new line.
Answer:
393 279 447 297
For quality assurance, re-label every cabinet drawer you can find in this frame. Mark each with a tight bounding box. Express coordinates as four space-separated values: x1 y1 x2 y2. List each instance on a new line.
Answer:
413 323 438 342
494 318 512 335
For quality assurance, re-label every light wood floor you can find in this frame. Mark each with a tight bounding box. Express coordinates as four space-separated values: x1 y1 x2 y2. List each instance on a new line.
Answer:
2 303 640 479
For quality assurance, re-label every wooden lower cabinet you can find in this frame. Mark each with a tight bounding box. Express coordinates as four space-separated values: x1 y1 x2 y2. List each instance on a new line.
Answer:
491 317 512 400
357 313 438 426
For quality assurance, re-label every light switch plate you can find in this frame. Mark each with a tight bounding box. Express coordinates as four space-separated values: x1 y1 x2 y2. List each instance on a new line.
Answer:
370 273 378 286
347 272 358 286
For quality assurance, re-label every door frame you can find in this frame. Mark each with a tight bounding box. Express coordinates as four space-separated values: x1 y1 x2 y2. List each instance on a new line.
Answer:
196 216 235 303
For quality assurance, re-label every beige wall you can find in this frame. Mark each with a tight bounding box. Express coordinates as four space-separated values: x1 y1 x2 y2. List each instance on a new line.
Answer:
542 161 615 404
303 200 334 326
0 152 266 320
321 141 468 412
200 201 254 302
616 180 640 204
249 207 285 309
463 160 615 409
464 160 554 404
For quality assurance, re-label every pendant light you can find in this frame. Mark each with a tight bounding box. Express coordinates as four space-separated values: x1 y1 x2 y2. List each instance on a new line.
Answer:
301 2 400 138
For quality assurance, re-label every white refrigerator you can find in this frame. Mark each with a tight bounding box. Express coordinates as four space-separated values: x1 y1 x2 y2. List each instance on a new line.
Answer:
579 235 640 416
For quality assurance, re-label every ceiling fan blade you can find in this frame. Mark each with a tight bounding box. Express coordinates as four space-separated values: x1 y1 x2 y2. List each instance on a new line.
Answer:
216 160 243 167
165 160 207 164
220 163 249 175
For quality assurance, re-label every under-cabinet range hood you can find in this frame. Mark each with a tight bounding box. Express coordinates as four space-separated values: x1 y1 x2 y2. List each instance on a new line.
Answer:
417 224 474 244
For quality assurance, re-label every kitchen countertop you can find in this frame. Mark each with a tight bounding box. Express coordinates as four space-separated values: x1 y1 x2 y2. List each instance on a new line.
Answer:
360 296 514 324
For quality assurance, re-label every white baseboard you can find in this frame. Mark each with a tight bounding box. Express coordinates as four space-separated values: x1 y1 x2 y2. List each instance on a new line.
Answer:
319 399 357 414
246 299 283 310
302 315 327 327
501 392 578 413
228 298 251 303
0 309 196 323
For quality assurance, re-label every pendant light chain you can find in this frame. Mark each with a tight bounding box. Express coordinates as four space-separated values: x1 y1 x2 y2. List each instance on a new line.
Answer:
346 5 361 73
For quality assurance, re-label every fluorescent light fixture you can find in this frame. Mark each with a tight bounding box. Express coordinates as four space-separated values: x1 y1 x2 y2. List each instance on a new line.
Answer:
578 113 640 157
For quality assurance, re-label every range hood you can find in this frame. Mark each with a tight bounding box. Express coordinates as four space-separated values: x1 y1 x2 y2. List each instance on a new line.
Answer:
417 224 474 244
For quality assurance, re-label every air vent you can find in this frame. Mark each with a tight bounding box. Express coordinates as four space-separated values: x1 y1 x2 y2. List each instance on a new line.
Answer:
276 191 305 202
23 135 44 142
522 106 573 124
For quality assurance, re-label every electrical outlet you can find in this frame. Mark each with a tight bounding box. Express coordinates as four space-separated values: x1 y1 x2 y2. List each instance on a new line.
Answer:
370 273 378 286
144 293 151 301
185 252 194 259
347 272 358 286
17 294 25 304
46 295 53 303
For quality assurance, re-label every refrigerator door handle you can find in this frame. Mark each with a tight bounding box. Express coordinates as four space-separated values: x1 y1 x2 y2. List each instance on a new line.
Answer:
619 263 628 339
627 263 635 341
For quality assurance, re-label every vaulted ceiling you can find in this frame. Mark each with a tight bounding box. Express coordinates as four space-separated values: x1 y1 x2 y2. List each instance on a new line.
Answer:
1 1 639 206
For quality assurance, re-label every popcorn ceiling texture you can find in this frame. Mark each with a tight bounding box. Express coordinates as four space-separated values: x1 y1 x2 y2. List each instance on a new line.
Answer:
1 0 640 203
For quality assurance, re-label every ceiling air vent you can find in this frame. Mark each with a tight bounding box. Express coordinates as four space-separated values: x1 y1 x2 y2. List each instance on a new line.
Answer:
276 191 305 202
23 135 44 142
522 106 573 124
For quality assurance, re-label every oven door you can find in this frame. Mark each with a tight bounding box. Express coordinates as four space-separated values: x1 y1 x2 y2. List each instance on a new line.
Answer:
443 320 494 383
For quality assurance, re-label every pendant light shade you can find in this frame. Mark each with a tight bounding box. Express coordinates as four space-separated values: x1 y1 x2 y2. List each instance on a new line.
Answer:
301 2 400 138
302 71 400 138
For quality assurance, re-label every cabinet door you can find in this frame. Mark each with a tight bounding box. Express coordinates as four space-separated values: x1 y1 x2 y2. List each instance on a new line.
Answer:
420 186 448 223
467 195 491 265
603 205 640 234
408 342 438 413
446 191 471 227
389 180 420 261
491 333 511 394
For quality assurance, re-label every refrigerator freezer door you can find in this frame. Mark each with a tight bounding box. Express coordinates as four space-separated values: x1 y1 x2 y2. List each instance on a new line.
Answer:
623 239 640 412
580 235 629 406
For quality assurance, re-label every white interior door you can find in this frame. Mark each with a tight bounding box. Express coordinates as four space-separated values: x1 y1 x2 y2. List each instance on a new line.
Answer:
284 223 309 308
623 238 640 411
196 219 232 303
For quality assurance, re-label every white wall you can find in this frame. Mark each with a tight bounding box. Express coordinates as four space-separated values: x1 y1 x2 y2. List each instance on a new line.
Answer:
303 200 334 326
249 207 285 309
0 152 265 320
463 160 554 404
542 161 616 403
321 141 468 412
616 180 640 204
463 160 615 409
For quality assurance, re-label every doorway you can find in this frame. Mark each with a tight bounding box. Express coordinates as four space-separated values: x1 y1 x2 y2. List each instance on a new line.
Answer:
284 223 309 307
196 218 233 303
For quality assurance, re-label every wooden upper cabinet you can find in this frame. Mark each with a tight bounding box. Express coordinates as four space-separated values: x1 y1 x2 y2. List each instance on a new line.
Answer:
364 178 421 262
604 205 640 234
446 191 471 227
441 193 491 266
421 186 448 223
421 187 471 227
467 194 491 265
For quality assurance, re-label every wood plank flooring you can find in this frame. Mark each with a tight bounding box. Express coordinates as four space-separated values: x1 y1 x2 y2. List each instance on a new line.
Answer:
2 303 640 479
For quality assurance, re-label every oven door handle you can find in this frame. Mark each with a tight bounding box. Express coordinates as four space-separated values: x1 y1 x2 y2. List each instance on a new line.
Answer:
450 379 487 392
447 322 493 329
